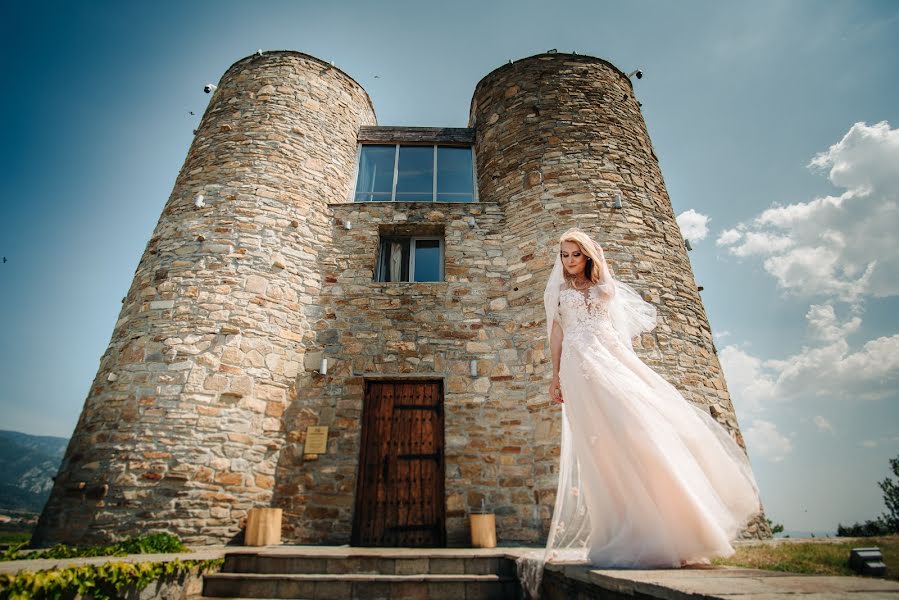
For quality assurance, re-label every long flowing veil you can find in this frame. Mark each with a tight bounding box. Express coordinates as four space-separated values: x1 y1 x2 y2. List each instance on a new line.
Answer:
519 228 658 599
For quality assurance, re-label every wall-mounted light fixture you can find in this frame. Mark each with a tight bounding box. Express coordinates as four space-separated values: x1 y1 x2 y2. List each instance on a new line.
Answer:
304 351 328 375
345 220 352 230
470 360 478 377
194 194 206 208
685 239 693 251
613 192 623 209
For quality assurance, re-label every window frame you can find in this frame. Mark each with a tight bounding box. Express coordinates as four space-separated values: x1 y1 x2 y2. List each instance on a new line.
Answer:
352 143 478 203
375 235 445 283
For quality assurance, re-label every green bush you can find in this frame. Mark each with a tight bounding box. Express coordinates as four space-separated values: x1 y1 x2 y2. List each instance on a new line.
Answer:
879 456 899 533
837 518 894 537
0 557 223 600
1 533 187 562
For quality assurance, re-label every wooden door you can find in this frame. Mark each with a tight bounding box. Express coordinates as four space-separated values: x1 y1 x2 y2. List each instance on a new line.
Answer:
352 380 446 547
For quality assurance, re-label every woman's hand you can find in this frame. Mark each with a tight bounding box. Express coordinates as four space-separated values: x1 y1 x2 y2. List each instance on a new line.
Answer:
549 375 563 404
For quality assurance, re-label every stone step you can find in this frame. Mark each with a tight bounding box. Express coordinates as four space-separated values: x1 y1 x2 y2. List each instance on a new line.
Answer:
202 572 519 599
223 552 514 577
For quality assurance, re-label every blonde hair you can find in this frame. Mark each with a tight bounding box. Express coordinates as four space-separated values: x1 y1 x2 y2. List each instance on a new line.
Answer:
559 230 603 284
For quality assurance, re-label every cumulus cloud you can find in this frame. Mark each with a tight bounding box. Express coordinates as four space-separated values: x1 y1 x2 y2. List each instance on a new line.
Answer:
719 345 777 414
716 228 742 246
714 123 899 469
676 209 710 242
746 419 793 462
716 121 899 301
716 227 795 257
806 304 861 342
813 415 833 433
721 305 899 412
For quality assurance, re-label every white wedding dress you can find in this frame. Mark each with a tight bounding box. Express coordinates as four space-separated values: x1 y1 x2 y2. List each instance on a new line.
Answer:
518 252 763 597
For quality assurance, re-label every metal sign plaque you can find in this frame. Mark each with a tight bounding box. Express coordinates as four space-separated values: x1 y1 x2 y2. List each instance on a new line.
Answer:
305 426 329 454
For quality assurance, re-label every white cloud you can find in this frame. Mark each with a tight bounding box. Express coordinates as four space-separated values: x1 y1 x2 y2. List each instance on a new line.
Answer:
837 335 899 391
721 306 899 412
714 330 731 340
806 304 861 342
730 232 794 257
813 415 833 433
717 121 899 301
809 120 899 192
676 209 710 242
860 440 878 448
719 345 776 413
716 228 742 246
746 419 793 462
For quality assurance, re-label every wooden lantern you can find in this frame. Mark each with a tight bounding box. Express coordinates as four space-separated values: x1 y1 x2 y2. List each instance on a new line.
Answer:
245 507 282 546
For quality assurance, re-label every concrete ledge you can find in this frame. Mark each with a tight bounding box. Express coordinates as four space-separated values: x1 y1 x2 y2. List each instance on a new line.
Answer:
541 561 899 599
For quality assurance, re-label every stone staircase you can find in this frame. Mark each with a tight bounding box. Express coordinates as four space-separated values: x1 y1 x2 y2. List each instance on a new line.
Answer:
201 547 522 599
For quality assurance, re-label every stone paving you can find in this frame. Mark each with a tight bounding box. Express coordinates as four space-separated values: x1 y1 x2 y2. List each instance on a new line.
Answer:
2 543 896 598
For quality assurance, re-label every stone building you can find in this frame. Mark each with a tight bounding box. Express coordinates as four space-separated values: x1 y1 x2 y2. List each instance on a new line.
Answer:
33 50 770 547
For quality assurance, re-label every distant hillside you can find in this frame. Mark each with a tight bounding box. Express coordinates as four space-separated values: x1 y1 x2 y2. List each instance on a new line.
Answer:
0 430 68 515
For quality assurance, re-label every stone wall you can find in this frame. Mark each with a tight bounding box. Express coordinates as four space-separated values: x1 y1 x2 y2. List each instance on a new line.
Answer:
33 51 376 546
273 201 547 544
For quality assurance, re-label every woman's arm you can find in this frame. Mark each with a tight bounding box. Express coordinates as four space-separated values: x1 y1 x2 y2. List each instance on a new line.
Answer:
549 319 564 404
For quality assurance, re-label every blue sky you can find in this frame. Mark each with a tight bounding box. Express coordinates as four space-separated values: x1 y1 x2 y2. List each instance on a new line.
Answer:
2 1 897 535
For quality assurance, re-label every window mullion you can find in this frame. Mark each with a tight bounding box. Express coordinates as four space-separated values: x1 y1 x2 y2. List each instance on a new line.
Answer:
409 237 417 282
471 146 479 202
350 144 361 201
391 144 399 201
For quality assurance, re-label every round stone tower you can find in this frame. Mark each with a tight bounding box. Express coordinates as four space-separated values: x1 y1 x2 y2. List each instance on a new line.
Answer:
470 53 769 538
32 51 376 545
35 50 769 547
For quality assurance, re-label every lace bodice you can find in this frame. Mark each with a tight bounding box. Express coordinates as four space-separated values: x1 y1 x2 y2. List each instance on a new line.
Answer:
556 283 615 335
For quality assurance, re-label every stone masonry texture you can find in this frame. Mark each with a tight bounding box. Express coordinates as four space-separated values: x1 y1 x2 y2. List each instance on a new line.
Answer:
34 51 770 547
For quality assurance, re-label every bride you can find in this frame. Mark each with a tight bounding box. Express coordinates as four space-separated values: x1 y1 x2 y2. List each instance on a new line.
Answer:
517 228 763 598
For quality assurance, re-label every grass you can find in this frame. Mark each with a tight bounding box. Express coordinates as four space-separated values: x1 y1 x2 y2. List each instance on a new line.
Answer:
0 523 33 547
0 530 31 546
711 536 898 580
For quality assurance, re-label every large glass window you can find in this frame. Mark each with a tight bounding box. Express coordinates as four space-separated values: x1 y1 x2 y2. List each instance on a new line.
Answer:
354 145 395 202
437 146 475 202
376 236 443 282
395 146 434 201
354 145 475 202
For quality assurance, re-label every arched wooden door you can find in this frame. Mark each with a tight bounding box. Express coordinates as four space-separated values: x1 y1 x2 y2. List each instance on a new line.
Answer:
352 380 446 547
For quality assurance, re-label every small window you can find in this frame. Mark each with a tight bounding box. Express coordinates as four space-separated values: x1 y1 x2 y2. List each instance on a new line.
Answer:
376 236 444 282
354 145 475 203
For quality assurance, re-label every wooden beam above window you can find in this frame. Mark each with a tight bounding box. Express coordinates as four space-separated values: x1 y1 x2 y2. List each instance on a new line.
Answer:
358 126 475 145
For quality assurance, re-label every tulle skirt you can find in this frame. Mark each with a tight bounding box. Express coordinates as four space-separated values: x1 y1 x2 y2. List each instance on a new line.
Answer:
517 330 762 596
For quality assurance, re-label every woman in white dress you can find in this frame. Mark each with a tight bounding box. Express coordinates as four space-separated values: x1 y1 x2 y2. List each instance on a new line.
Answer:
517 228 763 598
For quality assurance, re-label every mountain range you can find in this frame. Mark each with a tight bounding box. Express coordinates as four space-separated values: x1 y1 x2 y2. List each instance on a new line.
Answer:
0 430 68 515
